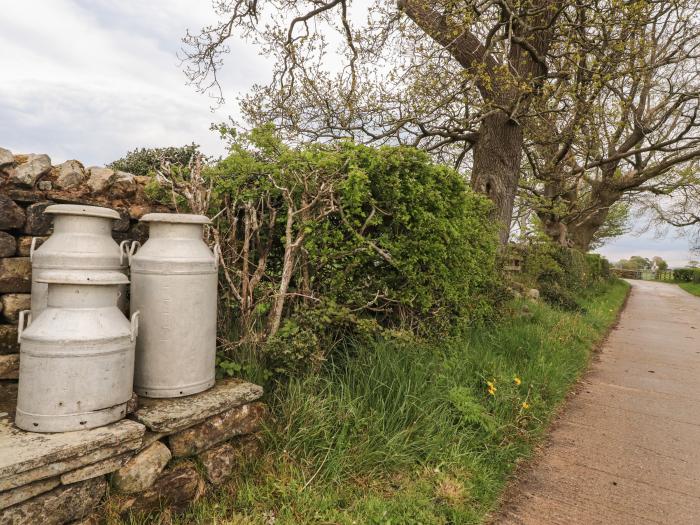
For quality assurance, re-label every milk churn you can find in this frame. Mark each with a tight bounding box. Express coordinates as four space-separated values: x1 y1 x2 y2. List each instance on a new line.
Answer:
30 204 129 316
129 213 217 398
15 271 138 432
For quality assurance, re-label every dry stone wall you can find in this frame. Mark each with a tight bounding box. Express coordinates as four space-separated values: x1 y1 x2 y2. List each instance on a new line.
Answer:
0 380 265 524
0 146 172 380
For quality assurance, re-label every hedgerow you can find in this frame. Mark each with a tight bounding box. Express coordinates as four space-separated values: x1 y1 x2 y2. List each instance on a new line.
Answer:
205 126 500 375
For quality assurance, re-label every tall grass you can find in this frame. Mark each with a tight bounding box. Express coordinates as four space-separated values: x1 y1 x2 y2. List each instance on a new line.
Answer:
167 279 629 525
679 282 700 297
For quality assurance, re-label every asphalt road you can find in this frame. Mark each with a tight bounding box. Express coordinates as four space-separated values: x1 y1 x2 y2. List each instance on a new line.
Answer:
498 280 700 525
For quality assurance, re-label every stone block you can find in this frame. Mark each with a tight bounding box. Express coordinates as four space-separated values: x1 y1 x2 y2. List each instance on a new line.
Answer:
4 190 47 205
111 172 136 199
0 258 31 293
112 441 171 494
127 222 149 245
198 435 264 486
118 464 204 517
86 167 116 193
0 231 17 257
8 154 51 187
112 208 130 232
55 160 86 190
527 288 540 300
0 148 13 168
60 453 130 485
169 402 266 457
0 195 25 231
1 294 30 323
0 475 106 525
0 418 145 491
127 204 152 220
37 180 52 191
0 326 19 355
126 393 138 414
22 202 53 235
16 236 46 257
0 476 59 510
0 354 19 380
131 379 263 433
0 233 15 258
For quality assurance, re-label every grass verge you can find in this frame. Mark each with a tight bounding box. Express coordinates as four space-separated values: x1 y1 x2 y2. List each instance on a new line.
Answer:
678 282 700 297
152 279 630 525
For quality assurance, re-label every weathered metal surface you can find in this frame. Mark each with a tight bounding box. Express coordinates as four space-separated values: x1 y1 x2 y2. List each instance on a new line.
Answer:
130 213 217 398
16 271 137 432
131 379 263 433
30 204 128 316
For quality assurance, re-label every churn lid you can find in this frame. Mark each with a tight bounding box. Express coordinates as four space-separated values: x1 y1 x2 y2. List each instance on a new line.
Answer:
140 213 211 225
35 270 129 285
45 204 120 220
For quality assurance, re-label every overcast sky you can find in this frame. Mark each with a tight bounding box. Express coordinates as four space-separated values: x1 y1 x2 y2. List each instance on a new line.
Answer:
0 1 695 266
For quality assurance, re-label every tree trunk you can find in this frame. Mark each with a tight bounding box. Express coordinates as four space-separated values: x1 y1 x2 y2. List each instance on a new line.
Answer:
471 111 524 246
567 205 613 251
538 213 570 246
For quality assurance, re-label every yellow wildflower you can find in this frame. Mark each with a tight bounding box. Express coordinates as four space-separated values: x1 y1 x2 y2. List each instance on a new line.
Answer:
513 376 522 386
487 380 496 396
521 401 530 409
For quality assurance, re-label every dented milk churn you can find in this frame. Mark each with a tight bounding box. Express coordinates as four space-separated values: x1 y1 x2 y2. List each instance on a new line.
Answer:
30 204 130 316
15 271 139 432
129 213 217 398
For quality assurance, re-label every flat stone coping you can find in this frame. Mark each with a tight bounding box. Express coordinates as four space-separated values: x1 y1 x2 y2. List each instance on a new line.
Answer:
131 379 263 433
0 418 144 487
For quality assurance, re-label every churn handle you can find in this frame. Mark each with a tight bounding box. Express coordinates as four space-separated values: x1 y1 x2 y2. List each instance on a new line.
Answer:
29 237 38 262
18 310 32 343
128 241 141 265
119 240 130 266
213 243 221 271
130 311 140 342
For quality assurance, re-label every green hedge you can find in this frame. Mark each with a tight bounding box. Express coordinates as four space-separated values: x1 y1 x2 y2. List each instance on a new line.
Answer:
207 127 501 375
518 243 613 310
674 268 700 282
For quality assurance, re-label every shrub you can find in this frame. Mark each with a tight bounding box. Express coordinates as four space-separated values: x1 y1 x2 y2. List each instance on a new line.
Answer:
674 268 700 282
108 144 203 176
518 242 612 310
208 126 500 375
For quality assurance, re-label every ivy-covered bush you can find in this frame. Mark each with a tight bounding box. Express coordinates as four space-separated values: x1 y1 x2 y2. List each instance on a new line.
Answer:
673 268 700 282
518 241 612 310
206 126 500 374
108 144 203 176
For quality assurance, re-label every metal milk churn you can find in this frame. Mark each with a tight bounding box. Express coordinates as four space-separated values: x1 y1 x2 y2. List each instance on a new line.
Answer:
15 271 139 432
129 213 217 398
30 204 130 316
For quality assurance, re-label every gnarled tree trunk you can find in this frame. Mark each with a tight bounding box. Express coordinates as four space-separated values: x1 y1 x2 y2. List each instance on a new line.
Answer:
471 111 524 246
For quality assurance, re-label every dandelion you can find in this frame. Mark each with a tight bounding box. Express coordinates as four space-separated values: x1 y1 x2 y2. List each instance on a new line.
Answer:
487 380 496 396
513 376 522 386
521 401 530 409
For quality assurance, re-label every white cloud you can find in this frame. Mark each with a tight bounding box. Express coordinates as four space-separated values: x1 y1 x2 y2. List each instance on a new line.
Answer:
0 0 270 165
595 228 694 268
